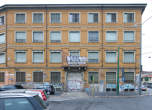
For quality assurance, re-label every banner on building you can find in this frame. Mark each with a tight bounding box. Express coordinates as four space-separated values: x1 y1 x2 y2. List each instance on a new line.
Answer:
67 56 87 65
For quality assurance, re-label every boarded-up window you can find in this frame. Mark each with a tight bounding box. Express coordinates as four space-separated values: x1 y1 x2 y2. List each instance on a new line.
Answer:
51 72 61 83
0 72 4 82
16 72 25 82
33 72 43 82
106 72 116 84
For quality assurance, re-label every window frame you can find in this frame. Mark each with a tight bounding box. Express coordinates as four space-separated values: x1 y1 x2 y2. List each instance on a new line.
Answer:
50 50 62 63
50 31 62 43
87 12 99 23
106 72 117 84
105 12 117 23
32 31 44 43
69 12 80 23
16 71 26 82
88 71 99 84
69 50 80 56
15 12 26 24
0 15 5 25
0 52 6 64
50 71 61 83
0 72 5 82
105 51 117 63
32 50 44 63
88 51 99 63
50 12 62 24
15 51 27 63
69 31 80 42
123 31 135 42
0 33 5 44
105 31 118 42
123 51 135 63
123 72 135 83
32 12 44 24
88 31 99 42
32 71 43 82
15 31 27 43
123 12 135 23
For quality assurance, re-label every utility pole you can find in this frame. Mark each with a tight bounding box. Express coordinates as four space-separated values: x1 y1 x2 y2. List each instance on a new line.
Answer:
139 65 142 95
117 47 120 95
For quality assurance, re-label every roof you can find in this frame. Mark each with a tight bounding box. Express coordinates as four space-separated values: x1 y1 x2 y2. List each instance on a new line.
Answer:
0 4 147 14
0 93 36 98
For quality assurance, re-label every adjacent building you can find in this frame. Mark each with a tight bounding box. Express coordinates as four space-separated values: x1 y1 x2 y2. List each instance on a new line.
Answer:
0 4 146 91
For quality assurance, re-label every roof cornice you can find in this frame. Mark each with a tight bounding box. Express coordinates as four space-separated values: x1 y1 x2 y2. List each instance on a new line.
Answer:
0 4 147 13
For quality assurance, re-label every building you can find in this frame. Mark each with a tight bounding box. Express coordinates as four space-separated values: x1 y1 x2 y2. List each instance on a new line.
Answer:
142 71 152 87
0 4 146 91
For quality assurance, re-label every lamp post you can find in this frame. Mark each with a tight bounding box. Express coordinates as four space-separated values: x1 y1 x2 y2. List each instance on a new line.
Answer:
117 47 120 95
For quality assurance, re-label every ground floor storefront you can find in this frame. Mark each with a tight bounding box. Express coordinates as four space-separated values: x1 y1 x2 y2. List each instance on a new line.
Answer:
0 68 140 92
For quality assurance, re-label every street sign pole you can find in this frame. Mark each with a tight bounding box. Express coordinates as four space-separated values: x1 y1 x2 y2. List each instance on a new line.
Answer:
117 47 120 95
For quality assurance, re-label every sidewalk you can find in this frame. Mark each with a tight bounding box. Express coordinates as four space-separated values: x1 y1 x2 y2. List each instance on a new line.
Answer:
48 91 89 102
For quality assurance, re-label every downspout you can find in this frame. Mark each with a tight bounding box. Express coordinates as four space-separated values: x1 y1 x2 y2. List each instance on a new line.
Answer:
45 6 48 68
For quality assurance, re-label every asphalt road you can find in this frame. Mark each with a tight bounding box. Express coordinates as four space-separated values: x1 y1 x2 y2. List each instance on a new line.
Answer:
48 96 152 110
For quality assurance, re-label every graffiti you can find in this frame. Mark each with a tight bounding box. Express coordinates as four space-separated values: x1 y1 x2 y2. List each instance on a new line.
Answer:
50 83 64 90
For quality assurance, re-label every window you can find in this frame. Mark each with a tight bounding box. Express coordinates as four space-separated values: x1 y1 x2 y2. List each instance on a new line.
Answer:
51 13 61 23
106 51 116 63
16 72 25 82
106 31 117 42
51 72 61 83
124 13 134 23
70 50 80 56
0 33 5 44
106 13 116 23
0 53 5 64
33 13 43 23
69 31 80 42
88 51 99 63
4 98 35 110
0 16 4 25
124 31 135 42
69 13 80 23
33 72 43 82
50 51 62 63
33 31 43 43
15 51 26 63
106 72 116 84
88 13 98 23
32 51 44 63
0 72 4 82
50 31 61 43
124 51 135 63
15 13 25 24
88 31 99 42
124 72 134 83
16 31 26 43
88 72 98 84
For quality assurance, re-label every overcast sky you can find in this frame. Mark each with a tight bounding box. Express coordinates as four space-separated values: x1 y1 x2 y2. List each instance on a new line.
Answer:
0 0 152 71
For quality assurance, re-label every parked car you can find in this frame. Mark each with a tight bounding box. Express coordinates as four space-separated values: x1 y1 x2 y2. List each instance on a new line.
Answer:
35 84 55 95
0 93 47 110
0 85 24 91
44 85 55 95
31 89 47 101
141 85 147 91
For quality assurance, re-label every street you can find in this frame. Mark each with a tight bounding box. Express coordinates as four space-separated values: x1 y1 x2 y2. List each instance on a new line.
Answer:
48 96 152 110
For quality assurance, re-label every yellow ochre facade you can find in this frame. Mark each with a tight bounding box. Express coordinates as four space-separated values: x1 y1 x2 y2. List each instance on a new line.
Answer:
0 4 146 91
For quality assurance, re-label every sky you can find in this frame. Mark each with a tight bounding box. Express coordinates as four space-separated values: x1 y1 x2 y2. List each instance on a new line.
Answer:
0 0 152 71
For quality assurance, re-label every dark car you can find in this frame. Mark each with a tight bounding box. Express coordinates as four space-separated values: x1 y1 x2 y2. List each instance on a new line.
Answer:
0 93 47 110
35 85 55 95
0 85 24 91
44 85 55 95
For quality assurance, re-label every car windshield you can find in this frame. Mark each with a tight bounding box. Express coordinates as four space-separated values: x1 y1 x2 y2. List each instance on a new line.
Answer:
4 98 34 110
